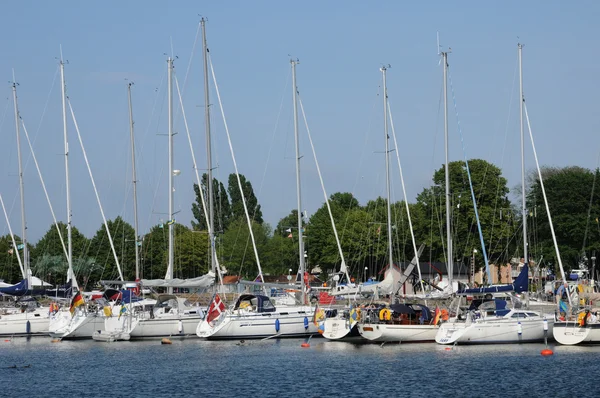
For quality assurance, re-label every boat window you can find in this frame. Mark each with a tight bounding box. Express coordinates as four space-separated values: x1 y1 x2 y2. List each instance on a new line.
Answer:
526 313 538 317
262 299 275 311
511 312 527 318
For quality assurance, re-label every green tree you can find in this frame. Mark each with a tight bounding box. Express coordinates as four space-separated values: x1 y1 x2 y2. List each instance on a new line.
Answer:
173 224 210 279
141 223 211 280
0 234 24 284
30 222 90 285
527 166 600 271
140 224 168 280
218 217 270 278
413 159 514 268
228 173 263 224
191 174 232 233
87 216 136 283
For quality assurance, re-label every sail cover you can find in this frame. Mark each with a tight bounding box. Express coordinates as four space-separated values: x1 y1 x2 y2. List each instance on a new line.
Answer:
141 271 215 288
457 265 529 295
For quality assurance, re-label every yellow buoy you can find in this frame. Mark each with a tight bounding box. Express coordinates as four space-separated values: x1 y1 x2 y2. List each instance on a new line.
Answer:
161 338 172 345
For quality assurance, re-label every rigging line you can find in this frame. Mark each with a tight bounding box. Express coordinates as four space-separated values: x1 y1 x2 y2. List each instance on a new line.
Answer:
487 55 520 257
174 73 223 286
0 192 25 278
428 79 445 266
139 71 166 194
181 20 202 99
298 95 349 281
143 73 166 232
387 99 424 294
173 21 202 125
345 82 380 267
253 65 291 221
448 71 491 282
23 65 60 174
68 99 124 282
21 120 68 261
523 101 570 305
581 154 600 254
209 52 266 285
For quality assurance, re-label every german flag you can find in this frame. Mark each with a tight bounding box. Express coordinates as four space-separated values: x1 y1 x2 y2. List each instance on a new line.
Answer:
69 292 85 316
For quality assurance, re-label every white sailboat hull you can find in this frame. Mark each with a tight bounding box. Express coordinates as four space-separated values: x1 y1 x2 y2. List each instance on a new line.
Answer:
0 308 50 337
322 318 361 341
553 322 600 345
130 316 202 339
357 322 438 343
197 308 317 340
436 317 554 345
102 312 201 339
48 311 105 339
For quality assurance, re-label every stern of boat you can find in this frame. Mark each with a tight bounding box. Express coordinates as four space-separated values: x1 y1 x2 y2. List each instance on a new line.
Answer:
322 318 356 340
553 322 591 345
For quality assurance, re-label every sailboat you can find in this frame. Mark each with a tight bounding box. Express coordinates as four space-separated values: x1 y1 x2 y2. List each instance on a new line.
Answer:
197 57 319 340
102 53 211 340
435 44 554 345
355 65 441 343
0 76 54 337
49 52 134 339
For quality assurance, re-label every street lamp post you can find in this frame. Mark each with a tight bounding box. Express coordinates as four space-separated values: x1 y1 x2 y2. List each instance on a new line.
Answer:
364 267 368 283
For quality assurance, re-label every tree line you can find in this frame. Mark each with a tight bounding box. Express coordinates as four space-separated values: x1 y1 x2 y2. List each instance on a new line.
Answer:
1 161 598 288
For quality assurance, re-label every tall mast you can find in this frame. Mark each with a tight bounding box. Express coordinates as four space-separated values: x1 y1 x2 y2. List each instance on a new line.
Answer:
442 51 453 287
60 54 74 288
12 76 28 282
381 66 394 297
291 59 306 305
127 82 140 280
165 57 175 288
201 18 216 278
519 43 527 268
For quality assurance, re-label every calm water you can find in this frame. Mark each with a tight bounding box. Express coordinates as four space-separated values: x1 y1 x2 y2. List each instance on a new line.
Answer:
1 337 598 397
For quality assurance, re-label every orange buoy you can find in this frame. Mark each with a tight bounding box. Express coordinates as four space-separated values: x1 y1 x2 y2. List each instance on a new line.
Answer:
444 347 452 351
301 342 310 348
4 339 11 342
161 338 172 345
541 349 554 356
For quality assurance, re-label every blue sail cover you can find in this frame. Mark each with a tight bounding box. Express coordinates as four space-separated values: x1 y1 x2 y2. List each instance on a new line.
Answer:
45 280 73 298
0 279 47 296
457 265 529 295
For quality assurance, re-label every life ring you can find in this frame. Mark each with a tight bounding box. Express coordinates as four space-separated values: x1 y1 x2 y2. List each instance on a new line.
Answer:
379 308 391 321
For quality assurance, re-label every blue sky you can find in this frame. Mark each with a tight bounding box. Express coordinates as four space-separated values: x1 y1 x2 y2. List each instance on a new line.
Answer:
0 1 598 244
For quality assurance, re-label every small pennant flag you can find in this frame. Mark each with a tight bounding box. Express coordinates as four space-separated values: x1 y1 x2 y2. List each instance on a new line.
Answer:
17 244 24 250
285 228 292 233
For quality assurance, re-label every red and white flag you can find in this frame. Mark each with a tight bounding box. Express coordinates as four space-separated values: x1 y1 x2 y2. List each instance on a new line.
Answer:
206 293 226 324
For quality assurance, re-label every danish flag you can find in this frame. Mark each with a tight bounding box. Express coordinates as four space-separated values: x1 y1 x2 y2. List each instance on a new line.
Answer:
206 293 226 324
